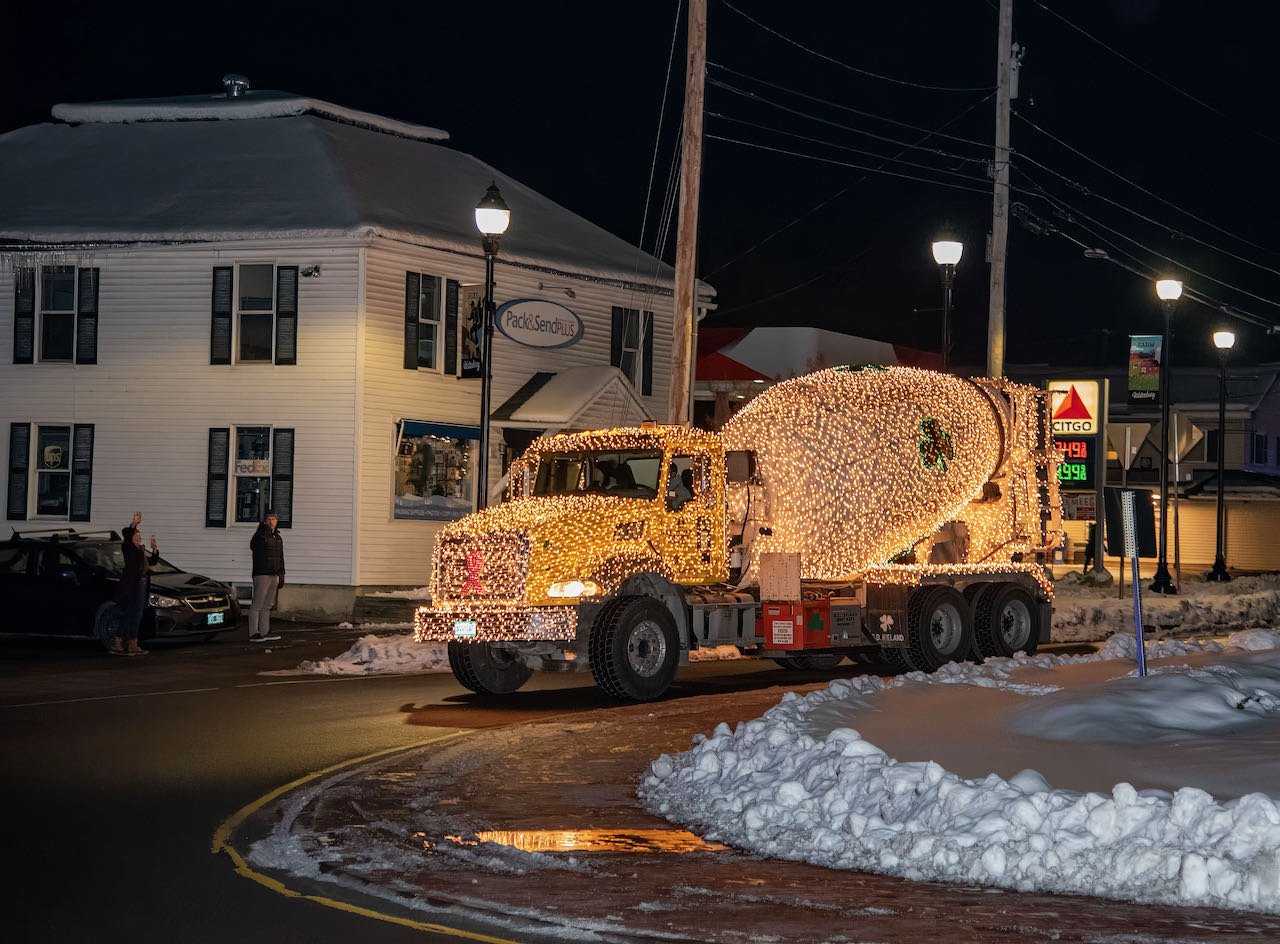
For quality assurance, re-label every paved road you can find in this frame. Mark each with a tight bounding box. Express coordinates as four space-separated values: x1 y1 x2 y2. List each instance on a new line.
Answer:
0 625 822 943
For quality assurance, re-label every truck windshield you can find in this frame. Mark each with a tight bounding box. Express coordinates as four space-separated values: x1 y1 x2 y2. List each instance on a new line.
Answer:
532 450 663 499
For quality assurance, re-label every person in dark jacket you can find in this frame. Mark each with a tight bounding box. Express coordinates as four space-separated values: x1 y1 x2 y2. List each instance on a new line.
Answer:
108 511 159 656
248 509 285 642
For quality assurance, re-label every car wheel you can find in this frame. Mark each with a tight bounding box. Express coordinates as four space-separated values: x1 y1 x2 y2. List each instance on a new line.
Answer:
447 642 533 695
589 595 680 702
92 602 117 644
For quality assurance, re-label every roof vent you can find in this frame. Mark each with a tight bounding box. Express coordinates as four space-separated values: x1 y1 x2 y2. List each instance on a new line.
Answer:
222 74 250 99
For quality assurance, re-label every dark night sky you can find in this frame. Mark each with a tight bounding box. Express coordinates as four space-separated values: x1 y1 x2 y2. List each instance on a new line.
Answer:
5 1 1279 369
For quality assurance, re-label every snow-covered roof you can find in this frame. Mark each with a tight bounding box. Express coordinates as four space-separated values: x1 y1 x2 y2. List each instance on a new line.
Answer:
499 365 650 425
705 326 941 381
0 92 679 291
50 89 450 142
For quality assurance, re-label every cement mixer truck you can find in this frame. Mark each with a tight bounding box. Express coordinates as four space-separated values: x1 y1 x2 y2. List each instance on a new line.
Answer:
415 366 1063 701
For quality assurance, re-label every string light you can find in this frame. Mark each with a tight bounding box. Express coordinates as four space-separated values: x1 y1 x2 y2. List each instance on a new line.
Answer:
416 366 1062 643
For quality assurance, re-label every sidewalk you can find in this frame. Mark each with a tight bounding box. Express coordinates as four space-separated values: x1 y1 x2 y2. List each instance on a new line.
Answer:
235 656 1280 943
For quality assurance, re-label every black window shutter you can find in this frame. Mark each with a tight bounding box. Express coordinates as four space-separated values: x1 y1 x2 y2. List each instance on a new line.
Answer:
274 266 298 365
206 428 230 527
642 310 655 396
404 272 421 370
445 279 459 375
610 307 624 369
74 268 100 365
271 428 295 529
7 423 30 520
13 268 34 364
69 424 94 521
211 267 233 365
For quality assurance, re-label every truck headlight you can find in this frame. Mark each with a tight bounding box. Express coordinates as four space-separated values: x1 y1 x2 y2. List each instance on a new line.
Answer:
547 580 601 599
149 593 181 608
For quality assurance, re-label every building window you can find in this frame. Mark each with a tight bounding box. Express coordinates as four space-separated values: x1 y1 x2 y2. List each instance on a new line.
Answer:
610 306 654 395
1254 433 1268 465
237 264 276 362
233 426 273 522
40 267 77 362
35 425 72 516
1205 430 1219 462
416 274 443 370
6 422 95 521
394 421 479 520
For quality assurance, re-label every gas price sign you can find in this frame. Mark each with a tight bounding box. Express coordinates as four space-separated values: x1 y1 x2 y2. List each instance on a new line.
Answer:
1056 437 1096 491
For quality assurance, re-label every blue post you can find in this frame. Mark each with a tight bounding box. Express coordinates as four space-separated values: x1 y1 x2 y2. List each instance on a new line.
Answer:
1122 490 1147 676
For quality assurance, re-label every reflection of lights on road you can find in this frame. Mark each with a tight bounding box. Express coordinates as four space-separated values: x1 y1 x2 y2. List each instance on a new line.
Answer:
440 829 727 854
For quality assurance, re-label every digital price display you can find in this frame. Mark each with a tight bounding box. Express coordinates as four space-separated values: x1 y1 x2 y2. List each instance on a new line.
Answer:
1056 436 1096 491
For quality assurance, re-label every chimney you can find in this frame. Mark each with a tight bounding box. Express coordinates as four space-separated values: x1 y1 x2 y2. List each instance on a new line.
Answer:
222 74 250 99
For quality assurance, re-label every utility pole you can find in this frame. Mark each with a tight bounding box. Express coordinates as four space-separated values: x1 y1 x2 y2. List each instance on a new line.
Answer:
670 0 707 424
986 0 1014 378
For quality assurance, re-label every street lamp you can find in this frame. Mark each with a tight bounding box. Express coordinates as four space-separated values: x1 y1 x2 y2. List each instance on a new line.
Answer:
1207 327 1236 582
932 233 963 371
474 182 511 509
1150 277 1182 594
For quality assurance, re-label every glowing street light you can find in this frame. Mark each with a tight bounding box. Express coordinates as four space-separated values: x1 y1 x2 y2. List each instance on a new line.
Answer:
1150 278 1183 594
474 182 511 509
931 234 963 371
1207 327 1236 582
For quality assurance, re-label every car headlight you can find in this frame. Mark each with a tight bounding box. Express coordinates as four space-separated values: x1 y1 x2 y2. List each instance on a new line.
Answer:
547 580 601 599
148 593 182 608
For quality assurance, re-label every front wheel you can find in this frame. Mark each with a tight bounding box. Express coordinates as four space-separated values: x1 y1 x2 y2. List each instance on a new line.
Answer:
589 596 680 701
448 642 533 695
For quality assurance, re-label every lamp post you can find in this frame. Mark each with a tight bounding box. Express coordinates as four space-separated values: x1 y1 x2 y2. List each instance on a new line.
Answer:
932 234 963 371
1207 328 1236 582
474 182 511 509
1150 278 1182 594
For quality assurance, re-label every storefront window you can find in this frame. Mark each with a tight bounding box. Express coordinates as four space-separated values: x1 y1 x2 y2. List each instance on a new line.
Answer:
234 426 272 522
394 421 479 520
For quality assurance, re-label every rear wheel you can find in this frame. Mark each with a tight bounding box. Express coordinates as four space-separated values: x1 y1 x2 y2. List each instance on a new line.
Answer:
880 646 920 674
589 596 679 701
974 584 1041 658
447 642 533 695
907 586 975 671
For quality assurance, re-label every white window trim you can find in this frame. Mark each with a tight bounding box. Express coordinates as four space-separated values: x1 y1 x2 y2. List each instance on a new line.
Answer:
235 263 277 365
620 309 649 389
31 421 74 520
231 423 275 525
37 267 78 364
416 272 444 373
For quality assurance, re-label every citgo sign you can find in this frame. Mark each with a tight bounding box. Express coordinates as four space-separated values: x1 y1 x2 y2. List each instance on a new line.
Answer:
1048 380 1099 436
494 299 584 349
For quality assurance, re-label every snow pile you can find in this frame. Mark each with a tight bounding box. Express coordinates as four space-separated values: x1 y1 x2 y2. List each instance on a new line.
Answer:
641 639 1280 913
279 633 448 676
365 586 431 600
1052 573 1280 642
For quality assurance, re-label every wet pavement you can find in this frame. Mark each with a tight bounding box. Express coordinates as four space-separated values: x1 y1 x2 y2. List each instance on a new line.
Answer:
233 681 1280 943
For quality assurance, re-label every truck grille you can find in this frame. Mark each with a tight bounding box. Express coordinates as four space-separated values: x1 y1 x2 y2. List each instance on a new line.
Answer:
435 533 529 601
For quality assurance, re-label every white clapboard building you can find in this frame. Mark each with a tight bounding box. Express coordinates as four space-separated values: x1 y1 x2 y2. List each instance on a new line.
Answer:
0 80 711 619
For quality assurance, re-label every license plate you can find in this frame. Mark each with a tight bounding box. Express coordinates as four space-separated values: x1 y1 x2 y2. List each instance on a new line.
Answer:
207 612 225 625
453 619 478 639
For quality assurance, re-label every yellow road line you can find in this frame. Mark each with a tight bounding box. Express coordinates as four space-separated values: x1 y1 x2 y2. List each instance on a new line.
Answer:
212 731 518 943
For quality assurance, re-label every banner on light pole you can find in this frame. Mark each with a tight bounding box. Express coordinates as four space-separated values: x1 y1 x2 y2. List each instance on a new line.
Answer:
1128 335 1161 405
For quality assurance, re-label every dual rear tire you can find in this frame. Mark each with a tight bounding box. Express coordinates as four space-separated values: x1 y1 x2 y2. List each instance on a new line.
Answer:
881 582 1041 673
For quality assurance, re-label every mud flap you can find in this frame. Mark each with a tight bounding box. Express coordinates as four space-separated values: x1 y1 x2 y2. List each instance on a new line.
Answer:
865 583 908 648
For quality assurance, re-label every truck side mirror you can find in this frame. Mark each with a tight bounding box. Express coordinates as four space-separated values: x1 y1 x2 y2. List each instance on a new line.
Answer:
726 450 757 483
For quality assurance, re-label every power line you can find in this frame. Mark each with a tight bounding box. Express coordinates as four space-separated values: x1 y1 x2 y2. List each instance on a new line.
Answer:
706 133 995 195
1015 163 1280 311
719 0 994 93
703 91 994 279
1030 0 1280 150
707 112 992 185
708 62 995 152
1013 108 1280 263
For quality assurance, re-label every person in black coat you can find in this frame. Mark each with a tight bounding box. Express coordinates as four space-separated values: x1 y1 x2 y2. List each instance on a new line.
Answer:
108 511 159 656
248 509 286 642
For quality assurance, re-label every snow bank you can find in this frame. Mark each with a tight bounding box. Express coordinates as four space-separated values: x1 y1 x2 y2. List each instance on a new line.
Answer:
641 636 1280 913
276 633 448 676
1052 573 1280 642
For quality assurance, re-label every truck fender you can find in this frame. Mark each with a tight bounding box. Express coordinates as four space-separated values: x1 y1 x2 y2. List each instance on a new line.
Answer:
613 572 692 653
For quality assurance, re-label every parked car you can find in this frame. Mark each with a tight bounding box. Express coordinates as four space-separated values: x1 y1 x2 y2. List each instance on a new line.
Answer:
0 528 241 642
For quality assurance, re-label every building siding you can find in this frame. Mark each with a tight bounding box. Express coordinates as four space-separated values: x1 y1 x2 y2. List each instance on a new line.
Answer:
1 240 362 586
